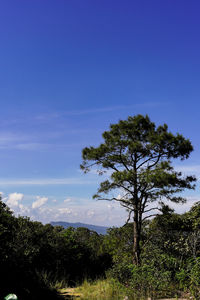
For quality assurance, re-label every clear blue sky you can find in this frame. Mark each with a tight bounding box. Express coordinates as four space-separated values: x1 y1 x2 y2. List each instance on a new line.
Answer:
0 0 200 226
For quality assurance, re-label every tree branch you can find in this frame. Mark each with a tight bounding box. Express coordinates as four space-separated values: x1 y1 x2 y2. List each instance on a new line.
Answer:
142 214 159 222
119 145 130 172
124 210 133 225
143 207 160 213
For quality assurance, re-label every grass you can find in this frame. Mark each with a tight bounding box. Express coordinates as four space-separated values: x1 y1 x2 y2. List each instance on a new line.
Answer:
75 278 128 300
59 278 128 299
58 279 190 300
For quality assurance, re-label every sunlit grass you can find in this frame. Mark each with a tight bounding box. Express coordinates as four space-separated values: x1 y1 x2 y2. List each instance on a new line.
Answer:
76 278 127 300
58 278 183 299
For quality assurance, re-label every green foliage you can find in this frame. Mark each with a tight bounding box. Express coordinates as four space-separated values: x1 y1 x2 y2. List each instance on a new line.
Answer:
104 204 200 298
108 259 175 299
129 264 172 299
103 224 133 259
108 239 177 299
176 258 200 298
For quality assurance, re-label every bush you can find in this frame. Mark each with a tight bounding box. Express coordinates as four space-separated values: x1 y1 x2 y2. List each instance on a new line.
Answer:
176 258 200 298
109 256 175 299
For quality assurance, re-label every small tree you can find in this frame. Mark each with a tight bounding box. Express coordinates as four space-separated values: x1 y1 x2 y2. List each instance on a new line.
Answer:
81 115 196 264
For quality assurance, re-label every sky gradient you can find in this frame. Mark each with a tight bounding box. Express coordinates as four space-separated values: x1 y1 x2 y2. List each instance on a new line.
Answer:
0 0 200 226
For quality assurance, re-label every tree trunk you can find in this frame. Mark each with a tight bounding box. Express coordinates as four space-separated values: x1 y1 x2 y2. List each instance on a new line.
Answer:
133 210 141 265
133 156 140 265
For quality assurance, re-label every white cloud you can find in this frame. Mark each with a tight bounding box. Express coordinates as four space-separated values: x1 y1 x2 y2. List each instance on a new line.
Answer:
18 204 30 215
32 196 48 209
87 210 95 217
2 192 127 226
64 198 72 203
0 132 24 144
7 192 24 207
3 188 199 228
35 103 167 123
170 196 200 214
60 103 167 116
116 192 129 201
0 132 32 150
0 190 126 226
107 204 114 210
15 143 47 151
0 177 95 186
58 208 72 214
175 165 200 179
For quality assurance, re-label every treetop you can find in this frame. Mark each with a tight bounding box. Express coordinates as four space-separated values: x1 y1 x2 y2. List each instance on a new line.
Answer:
81 114 194 173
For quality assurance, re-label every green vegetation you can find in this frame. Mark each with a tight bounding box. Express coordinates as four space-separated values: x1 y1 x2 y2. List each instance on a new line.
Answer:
1 115 200 299
2 196 200 299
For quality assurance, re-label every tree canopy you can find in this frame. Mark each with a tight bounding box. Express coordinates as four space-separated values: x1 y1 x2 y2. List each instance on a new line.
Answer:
81 114 196 264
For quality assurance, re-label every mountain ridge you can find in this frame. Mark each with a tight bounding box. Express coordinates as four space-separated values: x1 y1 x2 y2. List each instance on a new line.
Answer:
50 221 108 234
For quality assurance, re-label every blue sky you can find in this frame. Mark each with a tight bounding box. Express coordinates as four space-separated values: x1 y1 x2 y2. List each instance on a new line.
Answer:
0 0 200 226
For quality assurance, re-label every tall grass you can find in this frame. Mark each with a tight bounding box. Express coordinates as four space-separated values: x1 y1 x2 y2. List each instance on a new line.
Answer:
35 270 68 290
77 278 128 300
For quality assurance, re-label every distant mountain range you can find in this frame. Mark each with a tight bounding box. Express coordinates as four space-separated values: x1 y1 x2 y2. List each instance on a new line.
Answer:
50 221 108 235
